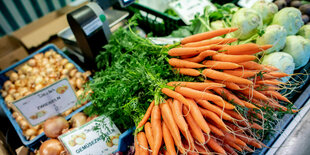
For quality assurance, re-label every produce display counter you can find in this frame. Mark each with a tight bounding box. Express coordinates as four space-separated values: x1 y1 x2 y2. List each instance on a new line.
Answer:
267 85 310 155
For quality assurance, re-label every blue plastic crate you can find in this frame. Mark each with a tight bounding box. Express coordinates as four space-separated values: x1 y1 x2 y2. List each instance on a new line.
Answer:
0 44 92 151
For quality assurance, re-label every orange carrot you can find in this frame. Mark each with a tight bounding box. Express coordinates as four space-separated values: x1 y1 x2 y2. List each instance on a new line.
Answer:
254 85 281 91
263 65 279 71
213 80 242 90
180 129 195 151
211 86 245 107
259 90 291 103
144 122 154 151
162 122 177 155
223 144 238 155
167 81 225 91
256 79 285 85
207 122 225 136
199 108 229 131
171 99 188 132
173 68 201 76
238 88 269 101
169 58 205 68
151 105 162 155
137 132 149 155
224 110 246 121
212 53 257 63
236 133 262 148
196 100 233 121
221 43 272 55
267 72 289 78
183 106 206 144
183 38 238 47
161 88 191 107
135 137 139 155
183 50 217 63
241 100 259 109
160 101 185 153
182 142 199 155
206 136 227 154
224 140 242 152
238 121 264 130
238 61 265 70
175 86 224 103
203 60 241 69
170 100 193 149
137 101 155 128
202 69 253 85
243 145 254 152
186 99 211 135
223 69 260 78
168 45 214 56
194 143 210 154
181 28 238 44
224 132 246 147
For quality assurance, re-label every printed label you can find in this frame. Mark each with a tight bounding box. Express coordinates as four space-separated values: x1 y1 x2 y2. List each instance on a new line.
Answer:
59 115 121 155
83 17 103 36
169 0 216 25
13 78 77 126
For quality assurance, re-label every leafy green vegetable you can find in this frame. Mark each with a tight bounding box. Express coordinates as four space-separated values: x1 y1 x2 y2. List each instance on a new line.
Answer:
84 20 194 131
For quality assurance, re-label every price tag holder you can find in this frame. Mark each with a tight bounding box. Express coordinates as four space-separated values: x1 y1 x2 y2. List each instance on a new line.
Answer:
13 78 77 126
58 115 121 155
169 0 216 25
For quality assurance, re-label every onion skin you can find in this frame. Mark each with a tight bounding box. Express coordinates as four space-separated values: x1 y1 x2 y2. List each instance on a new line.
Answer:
44 116 69 138
39 139 65 155
71 112 87 128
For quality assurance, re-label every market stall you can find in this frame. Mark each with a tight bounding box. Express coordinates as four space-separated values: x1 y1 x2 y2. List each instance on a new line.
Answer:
0 0 309 154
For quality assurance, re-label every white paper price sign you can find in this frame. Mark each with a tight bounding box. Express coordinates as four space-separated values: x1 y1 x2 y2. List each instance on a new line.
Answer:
169 0 216 25
13 78 77 126
59 115 121 155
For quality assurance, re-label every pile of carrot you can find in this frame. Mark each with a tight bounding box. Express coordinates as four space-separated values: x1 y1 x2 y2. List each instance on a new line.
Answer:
134 28 294 154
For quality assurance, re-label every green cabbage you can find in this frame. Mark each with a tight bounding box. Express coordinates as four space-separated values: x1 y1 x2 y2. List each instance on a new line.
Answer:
283 36 310 69
251 0 278 24
256 25 287 54
272 7 304 35
297 25 310 40
262 52 295 82
231 8 263 40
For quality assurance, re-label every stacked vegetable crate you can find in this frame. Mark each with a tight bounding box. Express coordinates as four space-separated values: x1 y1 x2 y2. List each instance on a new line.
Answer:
0 44 92 151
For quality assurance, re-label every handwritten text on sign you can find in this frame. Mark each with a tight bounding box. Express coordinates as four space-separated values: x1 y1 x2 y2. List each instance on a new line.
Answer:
13 78 77 126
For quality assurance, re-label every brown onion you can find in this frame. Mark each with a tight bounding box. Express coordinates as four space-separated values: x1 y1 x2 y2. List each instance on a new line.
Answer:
39 139 65 155
70 112 87 128
43 116 69 138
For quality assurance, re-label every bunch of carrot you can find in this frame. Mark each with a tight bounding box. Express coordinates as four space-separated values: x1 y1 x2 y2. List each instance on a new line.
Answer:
134 28 294 154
